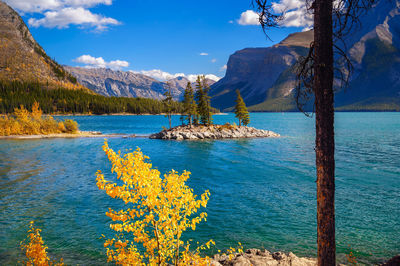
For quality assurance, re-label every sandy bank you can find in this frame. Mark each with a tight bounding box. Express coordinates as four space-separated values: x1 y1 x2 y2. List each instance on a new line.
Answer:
0 131 136 139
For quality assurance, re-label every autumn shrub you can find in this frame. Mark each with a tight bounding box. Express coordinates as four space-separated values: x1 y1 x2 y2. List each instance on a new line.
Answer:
20 221 64 266
0 102 79 136
63 119 78 133
96 141 213 265
218 122 236 131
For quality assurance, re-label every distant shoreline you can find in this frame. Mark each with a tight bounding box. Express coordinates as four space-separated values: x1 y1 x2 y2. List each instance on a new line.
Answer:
0 131 137 140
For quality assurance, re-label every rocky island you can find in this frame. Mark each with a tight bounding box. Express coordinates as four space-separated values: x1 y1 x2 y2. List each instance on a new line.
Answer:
149 124 280 140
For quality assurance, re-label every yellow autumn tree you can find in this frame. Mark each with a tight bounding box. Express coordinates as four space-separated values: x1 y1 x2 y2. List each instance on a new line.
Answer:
20 221 64 266
96 141 213 265
0 103 79 136
31 101 43 120
14 105 30 123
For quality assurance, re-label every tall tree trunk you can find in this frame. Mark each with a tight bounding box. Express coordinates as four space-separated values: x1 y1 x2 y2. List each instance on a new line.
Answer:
314 0 335 265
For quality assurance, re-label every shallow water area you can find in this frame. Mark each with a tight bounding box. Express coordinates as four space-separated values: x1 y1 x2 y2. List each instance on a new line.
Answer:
1 113 399 264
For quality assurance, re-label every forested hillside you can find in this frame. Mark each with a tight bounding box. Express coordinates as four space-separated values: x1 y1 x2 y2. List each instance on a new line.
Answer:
0 81 183 114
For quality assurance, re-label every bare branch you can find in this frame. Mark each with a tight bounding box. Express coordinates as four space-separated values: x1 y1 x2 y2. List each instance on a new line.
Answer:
252 0 284 40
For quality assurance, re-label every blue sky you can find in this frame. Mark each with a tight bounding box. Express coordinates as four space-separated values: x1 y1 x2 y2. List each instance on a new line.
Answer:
5 0 312 81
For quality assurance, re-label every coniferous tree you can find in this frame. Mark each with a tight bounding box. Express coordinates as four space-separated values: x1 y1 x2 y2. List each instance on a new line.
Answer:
195 75 212 126
182 82 197 127
163 82 174 129
202 76 213 125
234 89 250 126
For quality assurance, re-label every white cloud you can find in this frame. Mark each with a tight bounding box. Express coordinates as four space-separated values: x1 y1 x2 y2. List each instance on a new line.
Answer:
5 0 119 31
28 7 120 30
74 55 129 70
211 58 217 63
134 69 185 81
219 65 227 71
199 52 209 56
5 0 113 13
186 74 221 83
132 69 221 82
272 0 313 28
238 10 260 25
237 0 313 30
228 20 234 24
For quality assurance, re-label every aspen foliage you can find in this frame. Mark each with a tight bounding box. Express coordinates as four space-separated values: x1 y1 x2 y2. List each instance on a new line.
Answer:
0 102 79 135
96 141 213 265
20 221 64 266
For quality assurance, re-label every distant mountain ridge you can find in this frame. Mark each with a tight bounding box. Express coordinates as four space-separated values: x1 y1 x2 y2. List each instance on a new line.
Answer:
65 67 216 100
210 0 400 111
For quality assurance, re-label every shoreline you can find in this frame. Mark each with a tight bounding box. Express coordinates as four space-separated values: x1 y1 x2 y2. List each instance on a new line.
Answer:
0 131 137 140
211 249 316 266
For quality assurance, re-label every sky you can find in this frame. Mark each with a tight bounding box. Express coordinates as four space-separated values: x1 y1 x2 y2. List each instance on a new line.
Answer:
4 0 313 82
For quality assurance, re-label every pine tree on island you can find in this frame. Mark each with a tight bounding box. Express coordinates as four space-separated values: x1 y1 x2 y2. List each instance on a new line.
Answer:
163 82 174 129
182 82 197 127
234 89 250 126
195 75 213 126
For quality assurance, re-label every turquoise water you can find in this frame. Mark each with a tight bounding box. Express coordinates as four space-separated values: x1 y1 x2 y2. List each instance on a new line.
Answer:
0 113 399 264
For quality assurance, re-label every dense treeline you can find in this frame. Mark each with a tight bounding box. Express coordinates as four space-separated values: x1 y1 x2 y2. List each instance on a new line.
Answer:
0 81 184 114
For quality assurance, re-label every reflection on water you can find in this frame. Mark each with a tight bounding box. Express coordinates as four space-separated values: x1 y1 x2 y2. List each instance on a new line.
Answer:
0 113 399 265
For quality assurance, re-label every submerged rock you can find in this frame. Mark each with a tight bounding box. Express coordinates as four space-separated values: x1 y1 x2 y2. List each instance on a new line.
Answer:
149 124 280 140
211 249 316 266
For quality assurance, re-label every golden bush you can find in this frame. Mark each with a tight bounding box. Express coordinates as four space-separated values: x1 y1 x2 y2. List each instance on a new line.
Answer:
63 119 78 133
20 221 64 266
0 103 79 136
96 141 213 265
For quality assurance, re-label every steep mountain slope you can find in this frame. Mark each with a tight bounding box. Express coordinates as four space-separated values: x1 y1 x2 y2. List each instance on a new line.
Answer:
66 67 216 100
210 31 311 110
334 0 400 110
0 1 84 90
211 0 400 111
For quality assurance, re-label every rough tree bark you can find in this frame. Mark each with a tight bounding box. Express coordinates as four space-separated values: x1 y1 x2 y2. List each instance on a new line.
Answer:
314 0 335 265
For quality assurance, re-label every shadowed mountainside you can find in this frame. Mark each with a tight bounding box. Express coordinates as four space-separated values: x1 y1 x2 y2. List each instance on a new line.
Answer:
211 0 400 112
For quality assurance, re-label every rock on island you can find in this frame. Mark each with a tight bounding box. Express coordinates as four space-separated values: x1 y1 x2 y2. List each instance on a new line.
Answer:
149 124 280 140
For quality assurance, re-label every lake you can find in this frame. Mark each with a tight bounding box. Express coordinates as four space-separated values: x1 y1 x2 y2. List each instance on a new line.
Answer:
0 113 399 264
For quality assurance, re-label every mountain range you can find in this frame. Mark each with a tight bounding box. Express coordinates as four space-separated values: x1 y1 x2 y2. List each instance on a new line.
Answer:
65 67 216 101
210 0 400 111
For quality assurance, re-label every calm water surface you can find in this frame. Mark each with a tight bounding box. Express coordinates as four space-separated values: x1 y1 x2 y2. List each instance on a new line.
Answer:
0 113 399 264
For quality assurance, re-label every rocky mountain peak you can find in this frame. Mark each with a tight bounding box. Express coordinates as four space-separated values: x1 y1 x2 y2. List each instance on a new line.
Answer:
274 30 314 48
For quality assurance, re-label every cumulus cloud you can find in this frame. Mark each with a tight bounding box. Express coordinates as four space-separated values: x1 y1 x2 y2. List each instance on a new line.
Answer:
5 0 119 31
74 55 129 70
186 74 220 82
28 7 120 30
219 65 227 71
237 0 313 30
132 69 221 82
211 58 217 63
272 0 313 28
238 10 260 25
199 52 209 56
